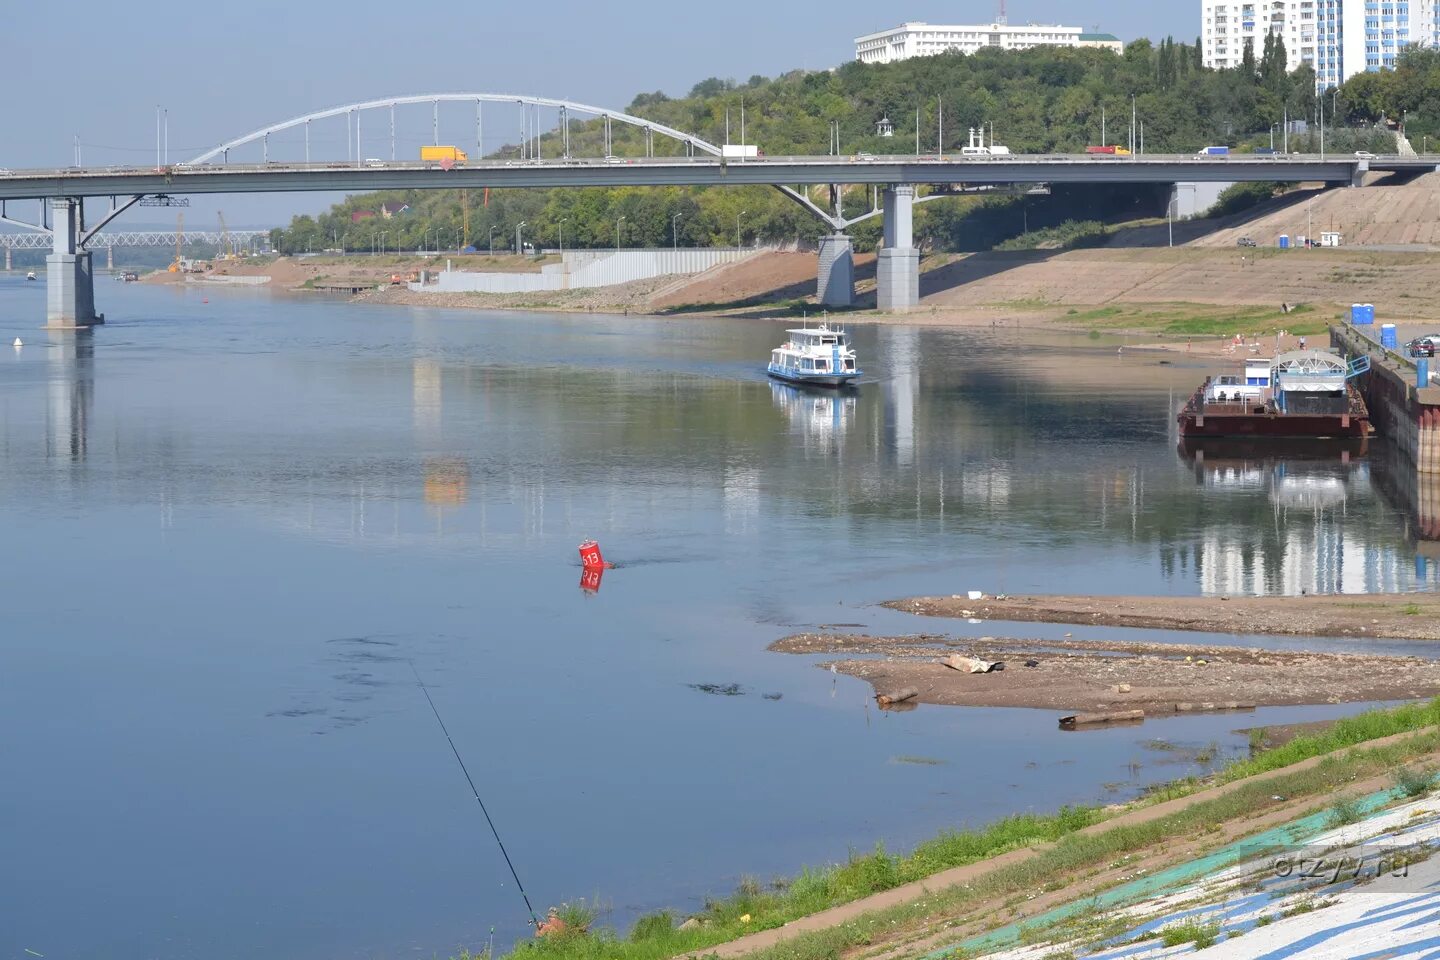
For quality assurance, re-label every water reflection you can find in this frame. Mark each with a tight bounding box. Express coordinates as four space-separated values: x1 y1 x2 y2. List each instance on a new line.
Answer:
1174 439 1425 596
47 328 94 463
769 382 856 453
881 325 918 467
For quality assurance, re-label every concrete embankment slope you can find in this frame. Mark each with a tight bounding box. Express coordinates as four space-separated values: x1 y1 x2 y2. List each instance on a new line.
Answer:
1191 170 1440 249
915 247 1440 319
947 786 1440 960
692 728 1440 960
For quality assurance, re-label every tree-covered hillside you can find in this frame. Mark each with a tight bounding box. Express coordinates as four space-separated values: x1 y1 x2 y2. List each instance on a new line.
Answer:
272 37 1396 256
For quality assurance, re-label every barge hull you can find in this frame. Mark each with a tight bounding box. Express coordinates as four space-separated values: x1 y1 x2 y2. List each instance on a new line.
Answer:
1178 413 1369 439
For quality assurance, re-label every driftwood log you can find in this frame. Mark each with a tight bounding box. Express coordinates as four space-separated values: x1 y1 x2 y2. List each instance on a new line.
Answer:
876 687 919 706
1059 709 1146 729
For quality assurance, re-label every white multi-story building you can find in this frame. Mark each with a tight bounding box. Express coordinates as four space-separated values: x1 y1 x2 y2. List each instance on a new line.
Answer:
855 21 1097 64
1202 0 1436 90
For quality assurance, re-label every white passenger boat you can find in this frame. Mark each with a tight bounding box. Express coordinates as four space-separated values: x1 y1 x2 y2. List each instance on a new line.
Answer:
766 324 861 387
25 271 37 281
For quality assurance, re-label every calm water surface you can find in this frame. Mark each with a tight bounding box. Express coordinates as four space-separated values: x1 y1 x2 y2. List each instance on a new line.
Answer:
2 276 1437 959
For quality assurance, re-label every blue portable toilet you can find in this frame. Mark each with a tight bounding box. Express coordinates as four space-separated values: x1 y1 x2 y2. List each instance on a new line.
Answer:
1420 358 1431 388
1363 304 1376 324
1279 234 1291 249
1350 303 1363 324
1382 323 1398 348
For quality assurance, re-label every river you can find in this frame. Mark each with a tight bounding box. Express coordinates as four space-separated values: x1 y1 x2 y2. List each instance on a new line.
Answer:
2 275 1436 959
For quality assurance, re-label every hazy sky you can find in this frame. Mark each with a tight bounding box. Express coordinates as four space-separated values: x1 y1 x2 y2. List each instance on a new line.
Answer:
3 0 1194 227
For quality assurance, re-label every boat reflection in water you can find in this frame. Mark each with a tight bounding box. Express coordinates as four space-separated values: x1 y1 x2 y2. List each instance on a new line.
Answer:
1172 437 1403 596
1177 437 1366 512
770 381 857 454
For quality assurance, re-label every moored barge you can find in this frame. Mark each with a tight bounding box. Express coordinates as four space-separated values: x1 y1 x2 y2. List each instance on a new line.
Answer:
1177 350 1370 439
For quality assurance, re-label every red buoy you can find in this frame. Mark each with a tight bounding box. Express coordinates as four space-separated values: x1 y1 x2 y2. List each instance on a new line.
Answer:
579 539 605 568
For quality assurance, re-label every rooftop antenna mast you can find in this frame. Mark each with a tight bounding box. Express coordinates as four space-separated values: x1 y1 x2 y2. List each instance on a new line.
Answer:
996 0 1008 24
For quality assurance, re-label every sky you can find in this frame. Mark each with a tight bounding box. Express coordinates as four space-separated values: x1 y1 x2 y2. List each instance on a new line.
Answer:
2 0 1195 228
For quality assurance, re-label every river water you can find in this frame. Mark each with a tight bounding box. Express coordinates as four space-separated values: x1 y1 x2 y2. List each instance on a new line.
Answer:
2 276 1437 959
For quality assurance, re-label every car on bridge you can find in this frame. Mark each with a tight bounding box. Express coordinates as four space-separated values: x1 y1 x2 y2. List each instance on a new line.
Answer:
1355 150 1378 159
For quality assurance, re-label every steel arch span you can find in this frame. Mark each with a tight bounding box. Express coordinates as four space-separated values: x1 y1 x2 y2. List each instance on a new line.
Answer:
187 93 724 165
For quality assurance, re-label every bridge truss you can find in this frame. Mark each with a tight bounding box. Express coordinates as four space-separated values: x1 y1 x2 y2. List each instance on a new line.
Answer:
0 230 270 249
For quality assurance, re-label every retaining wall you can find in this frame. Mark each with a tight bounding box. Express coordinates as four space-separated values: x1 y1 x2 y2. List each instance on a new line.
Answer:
1333 323 1440 474
418 247 762 294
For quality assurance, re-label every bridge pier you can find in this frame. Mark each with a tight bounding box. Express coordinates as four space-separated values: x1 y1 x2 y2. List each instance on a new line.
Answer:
816 234 855 307
106 244 113 271
46 199 102 328
876 185 919 313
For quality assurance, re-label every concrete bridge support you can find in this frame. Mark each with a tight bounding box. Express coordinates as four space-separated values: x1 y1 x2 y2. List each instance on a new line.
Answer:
816 234 855 307
47 199 102 328
877 185 919 313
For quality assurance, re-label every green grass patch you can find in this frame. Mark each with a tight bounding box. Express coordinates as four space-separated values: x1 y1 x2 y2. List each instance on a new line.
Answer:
1161 920 1221 948
1057 302 1328 338
1394 765 1437 798
1325 795 1365 828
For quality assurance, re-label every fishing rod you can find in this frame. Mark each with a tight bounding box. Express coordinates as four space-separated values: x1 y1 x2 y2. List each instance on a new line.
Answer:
410 660 541 929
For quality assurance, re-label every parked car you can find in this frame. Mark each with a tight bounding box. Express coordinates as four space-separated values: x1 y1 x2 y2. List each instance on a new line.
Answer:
1355 150 1378 159
1406 337 1438 357
1236 236 1257 247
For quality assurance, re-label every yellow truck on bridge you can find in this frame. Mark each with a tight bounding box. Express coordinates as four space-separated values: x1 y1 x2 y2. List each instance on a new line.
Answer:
420 146 468 163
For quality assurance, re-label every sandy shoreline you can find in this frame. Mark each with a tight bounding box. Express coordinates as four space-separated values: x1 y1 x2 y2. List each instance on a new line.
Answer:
886 592 1440 641
771 632 1440 713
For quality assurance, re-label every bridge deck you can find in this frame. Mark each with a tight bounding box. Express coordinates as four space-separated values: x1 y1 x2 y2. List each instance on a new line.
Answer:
0 154 1432 200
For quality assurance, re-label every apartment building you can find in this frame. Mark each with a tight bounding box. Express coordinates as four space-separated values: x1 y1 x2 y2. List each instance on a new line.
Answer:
1202 0 1435 89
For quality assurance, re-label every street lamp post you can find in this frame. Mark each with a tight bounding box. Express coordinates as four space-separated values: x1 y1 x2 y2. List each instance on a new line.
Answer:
1130 94 1136 155
672 213 682 250
558 217 569 255
489 225 498 256
616 215 626 251
516 221 527 255
736 210 746 248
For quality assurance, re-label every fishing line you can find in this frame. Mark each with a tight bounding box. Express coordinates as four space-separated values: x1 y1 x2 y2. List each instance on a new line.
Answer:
410 659 541 928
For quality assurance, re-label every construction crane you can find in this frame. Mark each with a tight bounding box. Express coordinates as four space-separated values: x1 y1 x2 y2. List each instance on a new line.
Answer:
217 210 232 259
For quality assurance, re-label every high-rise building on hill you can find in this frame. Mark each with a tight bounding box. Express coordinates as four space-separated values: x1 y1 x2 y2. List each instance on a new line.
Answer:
1202 1 1436 90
